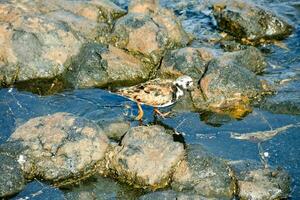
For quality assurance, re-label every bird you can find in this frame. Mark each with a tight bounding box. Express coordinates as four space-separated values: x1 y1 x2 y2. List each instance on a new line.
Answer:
115 75 194 120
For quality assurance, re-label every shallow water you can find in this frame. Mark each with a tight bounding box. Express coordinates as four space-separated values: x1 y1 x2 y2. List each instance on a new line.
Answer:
1 0 300 199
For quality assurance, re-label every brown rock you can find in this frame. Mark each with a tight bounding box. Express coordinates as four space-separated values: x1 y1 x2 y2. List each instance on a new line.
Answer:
9 112 109 185
107 125 185 189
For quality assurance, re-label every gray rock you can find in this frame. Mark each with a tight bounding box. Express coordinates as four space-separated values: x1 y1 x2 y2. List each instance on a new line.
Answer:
0 154 25 198
222 47 267 74
192 55 264 112
8 112 109 186
213 0 293 42
13 181 65 200
64 43 155 88
99 119 131 141
139 190 219 200
64 175 143 200
107 125 185 189
159 47 217 80
228 160 291 200
171 145 236 199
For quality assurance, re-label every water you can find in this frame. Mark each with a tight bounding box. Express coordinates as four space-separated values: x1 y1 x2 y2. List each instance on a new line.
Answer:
1 0 300 199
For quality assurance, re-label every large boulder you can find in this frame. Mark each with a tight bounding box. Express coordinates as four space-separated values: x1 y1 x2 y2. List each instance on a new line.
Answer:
63 43 155 88
8 112 109 186
0 0 126 86
213 0 293 42
171 145 236 199
106 125 185 189
191 53 267 116
108 1 190 64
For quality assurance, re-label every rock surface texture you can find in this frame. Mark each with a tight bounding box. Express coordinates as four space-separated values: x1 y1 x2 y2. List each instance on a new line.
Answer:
213 0 293 42
107 125 185 189
171 145 236 199
9 112 109 185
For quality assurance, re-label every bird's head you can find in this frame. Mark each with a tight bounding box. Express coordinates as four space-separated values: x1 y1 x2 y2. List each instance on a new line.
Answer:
173 75 194 91
173 75 194 100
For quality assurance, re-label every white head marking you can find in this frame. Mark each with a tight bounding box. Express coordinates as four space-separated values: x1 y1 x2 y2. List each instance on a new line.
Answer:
174 75 193 90
173 75 194 100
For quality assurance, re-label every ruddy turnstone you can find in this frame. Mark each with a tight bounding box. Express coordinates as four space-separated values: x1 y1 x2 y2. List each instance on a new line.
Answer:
115 75 194 120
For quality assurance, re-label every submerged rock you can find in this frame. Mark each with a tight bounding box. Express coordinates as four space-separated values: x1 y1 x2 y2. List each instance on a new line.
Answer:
64 43 155 88
139 190 219 200
229 160 291 200
13 181 65 200
0 153 25 198
213 0 293 42
64 175 143 200
8 112 109 186
171 145 236 199
106 125 185 189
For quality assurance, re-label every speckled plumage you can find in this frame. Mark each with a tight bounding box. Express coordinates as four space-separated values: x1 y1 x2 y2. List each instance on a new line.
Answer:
115 75 193 120
116 78 177 107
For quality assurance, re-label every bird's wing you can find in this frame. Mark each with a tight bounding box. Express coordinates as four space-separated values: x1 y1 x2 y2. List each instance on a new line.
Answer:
116 79 175 107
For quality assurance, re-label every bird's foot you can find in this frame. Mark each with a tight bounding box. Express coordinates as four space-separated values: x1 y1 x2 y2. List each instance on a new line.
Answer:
154 108 171 119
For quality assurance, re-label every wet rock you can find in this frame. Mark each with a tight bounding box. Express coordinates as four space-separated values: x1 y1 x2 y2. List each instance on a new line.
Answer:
192 54 265 113
109 1 190 64
8 112 109 185
106 125 185 189
64 175 143 200
261 81 300 115
222 46 267 74
64 43 155 88
229 160 291 200
0 0 126 86
139 190 219 200
159 47 216 80
98 118 131 141
13 181 65 200
0 154 25 198
171 145 236 199
213 0 293 42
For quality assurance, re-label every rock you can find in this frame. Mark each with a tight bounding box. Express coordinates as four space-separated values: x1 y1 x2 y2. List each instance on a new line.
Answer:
159 47 216 80
213 0 293 42
0 0 126 87
229 160 291 200
0 154 26 198
139 190 216 200
222 47 267 74
109 1 190 64
13 181 65 200
171 145 236 199
139 190 219 200
98 118 131 141
192 54 265 114
261 81 300 115
106 125 185 189
8 112 109 185
64 175 143 200
63 43 155 88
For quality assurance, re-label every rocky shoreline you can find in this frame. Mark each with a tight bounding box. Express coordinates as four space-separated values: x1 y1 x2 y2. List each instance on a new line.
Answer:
0 0 294 199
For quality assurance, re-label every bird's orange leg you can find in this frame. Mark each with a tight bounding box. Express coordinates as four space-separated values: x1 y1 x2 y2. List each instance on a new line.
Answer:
135 102 144 121
154 108 171 118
